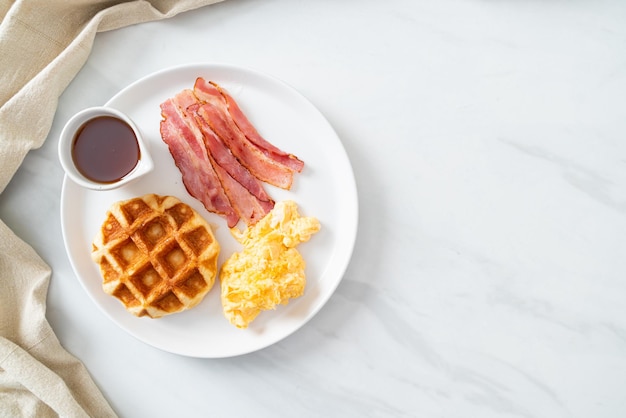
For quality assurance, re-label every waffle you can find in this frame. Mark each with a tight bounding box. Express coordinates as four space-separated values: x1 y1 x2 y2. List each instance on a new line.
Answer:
91 194 220 318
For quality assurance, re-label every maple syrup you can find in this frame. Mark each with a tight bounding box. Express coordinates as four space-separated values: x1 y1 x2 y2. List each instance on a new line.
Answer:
71 116 140 184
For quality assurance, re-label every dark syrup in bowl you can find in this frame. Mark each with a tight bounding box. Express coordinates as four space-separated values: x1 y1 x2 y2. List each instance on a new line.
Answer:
71 116 140 184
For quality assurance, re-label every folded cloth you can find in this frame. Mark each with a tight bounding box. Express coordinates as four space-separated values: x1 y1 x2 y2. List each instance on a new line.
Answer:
0 1 224 417
0 220 119 417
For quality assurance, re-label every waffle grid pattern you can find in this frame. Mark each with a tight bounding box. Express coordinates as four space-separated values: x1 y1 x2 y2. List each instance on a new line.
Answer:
91 194 220 318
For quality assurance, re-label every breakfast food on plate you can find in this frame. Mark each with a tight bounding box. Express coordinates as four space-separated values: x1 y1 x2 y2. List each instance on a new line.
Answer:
193 78 302 188
160 91 240 227
159 78 303 227
220 200 320 329
91 194 220 318
196 78 304 173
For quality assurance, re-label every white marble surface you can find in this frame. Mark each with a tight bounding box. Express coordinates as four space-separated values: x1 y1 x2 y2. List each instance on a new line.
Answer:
2 0 626 416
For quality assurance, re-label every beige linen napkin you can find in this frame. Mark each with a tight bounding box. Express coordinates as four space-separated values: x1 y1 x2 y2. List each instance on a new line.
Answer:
0 1 224 417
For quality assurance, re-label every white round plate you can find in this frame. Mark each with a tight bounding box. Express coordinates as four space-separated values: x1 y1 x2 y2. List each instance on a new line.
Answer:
60 63 358 358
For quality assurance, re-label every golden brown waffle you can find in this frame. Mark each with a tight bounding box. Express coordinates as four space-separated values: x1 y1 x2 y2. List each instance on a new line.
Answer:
91 194 220 318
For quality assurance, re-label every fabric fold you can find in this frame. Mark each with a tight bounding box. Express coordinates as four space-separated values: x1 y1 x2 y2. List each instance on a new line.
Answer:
0 217 117 417
0 335 115 418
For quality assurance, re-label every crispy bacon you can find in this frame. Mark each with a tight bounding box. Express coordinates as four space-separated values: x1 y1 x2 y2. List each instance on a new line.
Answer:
210 153 275 225
189 103 273 204
159 78 305 227
193 79 298 189
160 92 239 227
194 102 294 190
190 103 275 224
205 79 304 173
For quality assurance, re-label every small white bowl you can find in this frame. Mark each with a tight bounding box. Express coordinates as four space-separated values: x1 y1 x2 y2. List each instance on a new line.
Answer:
58 107 153 191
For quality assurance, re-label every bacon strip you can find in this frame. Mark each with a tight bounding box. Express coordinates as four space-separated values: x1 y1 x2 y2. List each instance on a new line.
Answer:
160 92 239 227
207 79 304 173
188 103 273 204
210 153 275 225
159 78 305 227
194 101 294 190
193 79 296 189
190 104 275 224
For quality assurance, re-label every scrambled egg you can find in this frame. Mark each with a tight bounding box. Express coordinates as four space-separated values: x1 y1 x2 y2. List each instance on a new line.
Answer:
220 200 321 329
